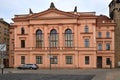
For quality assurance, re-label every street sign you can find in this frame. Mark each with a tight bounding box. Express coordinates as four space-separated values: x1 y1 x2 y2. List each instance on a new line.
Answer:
0 44 6 51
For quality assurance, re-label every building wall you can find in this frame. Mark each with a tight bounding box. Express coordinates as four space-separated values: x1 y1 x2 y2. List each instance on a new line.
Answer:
109 0 120 67
0 18 9 67
9 5 115 69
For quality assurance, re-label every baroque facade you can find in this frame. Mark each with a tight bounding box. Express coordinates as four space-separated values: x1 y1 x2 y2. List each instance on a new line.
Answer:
9 3 115 69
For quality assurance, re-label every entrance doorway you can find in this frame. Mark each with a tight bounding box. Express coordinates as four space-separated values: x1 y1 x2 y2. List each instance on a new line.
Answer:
4 59 9 68
97 56 102 68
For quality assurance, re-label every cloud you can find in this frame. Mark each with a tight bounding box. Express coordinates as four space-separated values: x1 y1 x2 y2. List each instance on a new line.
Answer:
0 0 112 23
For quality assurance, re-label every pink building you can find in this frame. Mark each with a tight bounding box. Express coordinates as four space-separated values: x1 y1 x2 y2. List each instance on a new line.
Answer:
9 3 115 69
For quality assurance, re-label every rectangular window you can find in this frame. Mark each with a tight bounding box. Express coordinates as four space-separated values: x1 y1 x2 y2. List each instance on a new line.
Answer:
21 56 25 64
84 39 89 48
36 56 42 64
21 40 25 48
66 56 73 64
106 43 110 50
106 32 110 38
98 32 102 38
106 58 111 65
50 56 58 64
98 43 102 50
85 26 89 33
85 56 89 64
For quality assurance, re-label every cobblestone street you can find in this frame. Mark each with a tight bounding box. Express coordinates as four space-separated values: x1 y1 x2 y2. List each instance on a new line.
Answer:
0 73 94 80
0 68 120 80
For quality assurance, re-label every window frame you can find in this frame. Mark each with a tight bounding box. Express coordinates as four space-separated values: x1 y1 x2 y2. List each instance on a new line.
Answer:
106 58 111 65
50 29 58 48
21 27 25 34
65 56 73 64
98 32 102 38
36 29 43 48
21 56 25 64
50 56 58 64
106 32 110 38
21 40 25 48
85 56 90 65
98 43 102 50
84 39 89 48
106 43 110 50
36 56 42 64
64 29 73 48
84 25 89 33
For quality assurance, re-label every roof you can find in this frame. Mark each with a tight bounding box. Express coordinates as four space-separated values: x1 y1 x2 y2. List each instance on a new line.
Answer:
0 18 10 26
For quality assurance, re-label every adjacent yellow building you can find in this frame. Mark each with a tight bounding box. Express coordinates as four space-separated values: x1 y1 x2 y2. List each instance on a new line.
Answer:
9 3 115 69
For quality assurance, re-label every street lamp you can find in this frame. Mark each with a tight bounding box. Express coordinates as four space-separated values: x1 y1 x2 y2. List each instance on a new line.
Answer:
48 36 52 70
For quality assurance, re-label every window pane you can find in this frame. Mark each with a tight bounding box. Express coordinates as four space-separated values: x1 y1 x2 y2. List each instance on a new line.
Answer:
65 29 73 47
21 27 25 34
106 43 110 50
36 30 43 48
50 29 58 48
66 56 73 64
106 32 110 38
36 56 42 64
98 32 102 38
21 40 25 48
50 56 58 64
98 43 102 50
106 58 111 65
85 56 89 64
85 25 89 33
21 56 25 64
84 39 89 48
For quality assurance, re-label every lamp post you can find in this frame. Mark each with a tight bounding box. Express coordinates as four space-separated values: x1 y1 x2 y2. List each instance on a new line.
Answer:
48 36 51 70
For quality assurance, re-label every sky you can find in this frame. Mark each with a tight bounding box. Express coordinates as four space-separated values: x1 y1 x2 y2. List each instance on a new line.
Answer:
0 0 112 23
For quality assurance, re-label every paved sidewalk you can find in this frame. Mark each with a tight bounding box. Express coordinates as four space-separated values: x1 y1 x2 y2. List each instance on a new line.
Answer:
106 71 120 80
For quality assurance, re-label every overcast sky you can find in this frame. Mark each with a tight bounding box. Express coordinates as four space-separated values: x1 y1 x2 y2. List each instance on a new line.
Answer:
0 0 112 23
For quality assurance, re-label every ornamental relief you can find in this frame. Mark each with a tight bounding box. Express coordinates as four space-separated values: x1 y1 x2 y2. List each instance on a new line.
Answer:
33 25 44 34
37 12 68 18
62 25 74 33
47 25 59 32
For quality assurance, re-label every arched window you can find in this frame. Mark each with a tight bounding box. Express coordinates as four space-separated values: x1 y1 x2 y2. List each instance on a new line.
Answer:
106 32 110 38
84 25 89 33
84 39 89 48
64 29 73 47
21 27 25 34
49 29 58 48
36 29 43 48
98 43 102 50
